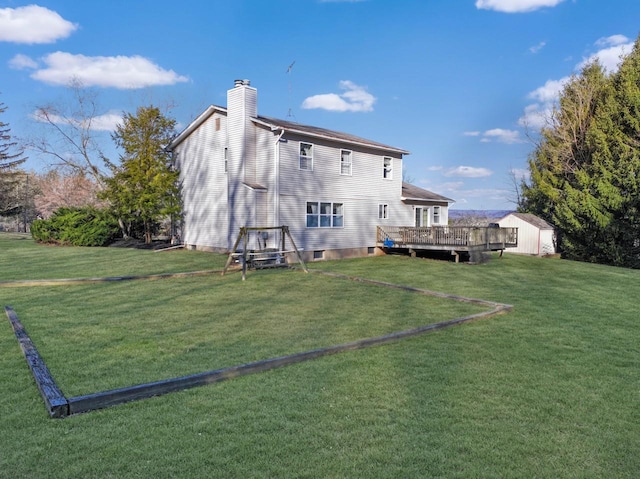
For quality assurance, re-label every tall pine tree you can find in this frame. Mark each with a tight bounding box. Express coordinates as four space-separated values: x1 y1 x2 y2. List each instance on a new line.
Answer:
102 106 179 243
0 98 27 216
522 37 640 267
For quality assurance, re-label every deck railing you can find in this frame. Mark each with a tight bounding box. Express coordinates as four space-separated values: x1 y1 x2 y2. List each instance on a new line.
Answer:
377 225 518 251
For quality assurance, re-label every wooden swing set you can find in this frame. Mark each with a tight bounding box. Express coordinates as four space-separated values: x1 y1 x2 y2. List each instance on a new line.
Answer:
222 226 308 280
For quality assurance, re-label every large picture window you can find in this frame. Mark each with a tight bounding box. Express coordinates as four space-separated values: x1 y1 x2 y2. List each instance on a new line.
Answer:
300 142 313 170
306 201 344 228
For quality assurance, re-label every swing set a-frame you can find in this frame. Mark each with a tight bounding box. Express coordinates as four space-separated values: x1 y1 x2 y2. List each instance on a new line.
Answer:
222 226 308 280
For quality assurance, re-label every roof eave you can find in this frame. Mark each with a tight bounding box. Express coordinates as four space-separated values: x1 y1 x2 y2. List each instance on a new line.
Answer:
253 118 410 156
167 105 227 151
401 196 455 204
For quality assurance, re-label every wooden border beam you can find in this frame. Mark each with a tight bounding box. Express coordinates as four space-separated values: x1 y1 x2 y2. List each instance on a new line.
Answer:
4 307 69 418
4 272 512 418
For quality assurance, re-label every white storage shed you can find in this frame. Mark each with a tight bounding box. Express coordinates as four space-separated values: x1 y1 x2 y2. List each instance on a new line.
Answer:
498 212 556 256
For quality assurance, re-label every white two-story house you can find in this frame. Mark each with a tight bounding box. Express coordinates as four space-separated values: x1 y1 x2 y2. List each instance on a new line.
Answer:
167 79 453 260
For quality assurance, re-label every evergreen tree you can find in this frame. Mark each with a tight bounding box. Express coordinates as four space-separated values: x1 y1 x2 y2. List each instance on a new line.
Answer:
522 37 640 267
0 98 27 216
101 106 179 243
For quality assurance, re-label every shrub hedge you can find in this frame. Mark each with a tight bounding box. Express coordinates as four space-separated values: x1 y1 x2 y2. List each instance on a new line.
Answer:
31 207 120 246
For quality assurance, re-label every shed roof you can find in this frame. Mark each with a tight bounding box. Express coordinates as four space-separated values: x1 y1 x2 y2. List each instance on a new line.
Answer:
401 182 454 203
500 212 554 230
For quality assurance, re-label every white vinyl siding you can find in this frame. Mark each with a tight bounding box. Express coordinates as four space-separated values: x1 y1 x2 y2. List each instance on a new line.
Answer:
174 112 229 249
276 136 408 251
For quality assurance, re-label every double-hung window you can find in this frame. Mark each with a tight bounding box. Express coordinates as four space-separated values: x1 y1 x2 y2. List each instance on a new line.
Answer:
433 206 441 225
306 201 344 228
383 157 393 179
300 142 313 170
378 204 388 220
341 150 352 176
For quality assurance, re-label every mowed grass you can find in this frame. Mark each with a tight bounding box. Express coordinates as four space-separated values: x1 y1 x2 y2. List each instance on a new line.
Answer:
5 271 486 396
1 233 639 478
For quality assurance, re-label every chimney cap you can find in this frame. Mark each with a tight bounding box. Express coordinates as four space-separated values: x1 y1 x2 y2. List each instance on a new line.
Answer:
234 79 251 87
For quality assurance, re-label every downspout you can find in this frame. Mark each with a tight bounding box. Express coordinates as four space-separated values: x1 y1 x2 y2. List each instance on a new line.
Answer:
274 128 285 230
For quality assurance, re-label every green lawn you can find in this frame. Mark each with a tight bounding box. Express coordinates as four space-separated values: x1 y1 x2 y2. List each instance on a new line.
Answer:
1 233 638 478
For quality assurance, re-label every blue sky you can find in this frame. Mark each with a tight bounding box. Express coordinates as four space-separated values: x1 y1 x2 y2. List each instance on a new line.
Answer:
1 0 639 210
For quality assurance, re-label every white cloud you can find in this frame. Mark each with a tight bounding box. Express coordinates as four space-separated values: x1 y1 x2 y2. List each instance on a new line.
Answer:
444 166 493 178
90 112 124 131
482 129 523 144
9 53 38 70
519 77 568 129
29 52 189 89
529 41 546 54
463 131 481 137
595 35 630 48
518 103 551 130
0 5 77 44
520 34 635 131
527 77 569 103
302 80 376 112
33 109 123 132
475 0 565 13
579 42 633 73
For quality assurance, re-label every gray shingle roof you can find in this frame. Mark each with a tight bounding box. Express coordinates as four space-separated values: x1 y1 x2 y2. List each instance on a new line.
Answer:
168 106 409 156
255 115 410 155
401 182 454 203
502 212 554 229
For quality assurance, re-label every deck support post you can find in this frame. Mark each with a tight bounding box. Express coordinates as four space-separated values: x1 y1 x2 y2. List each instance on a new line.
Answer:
409 248 416 258
451 250 459 263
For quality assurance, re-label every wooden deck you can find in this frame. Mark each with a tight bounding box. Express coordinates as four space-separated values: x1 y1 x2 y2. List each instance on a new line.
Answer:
377 226 518 258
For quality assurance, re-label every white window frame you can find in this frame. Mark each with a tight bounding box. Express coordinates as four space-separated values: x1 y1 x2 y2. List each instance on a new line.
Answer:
224 147 228 174
378 203 388 220
340 149 352 176
300 142 313 171
306 201 344 228
415 207 430 227
383 157 393 180
433 206 441 225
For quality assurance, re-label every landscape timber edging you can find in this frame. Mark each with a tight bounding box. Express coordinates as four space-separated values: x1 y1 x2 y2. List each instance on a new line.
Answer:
4 271 512 418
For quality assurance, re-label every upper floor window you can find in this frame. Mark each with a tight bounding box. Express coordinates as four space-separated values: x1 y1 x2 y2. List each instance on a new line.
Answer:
300 142 313 170
433 206 441 224
341 150 352 176
383 157 393 179
306 201 344 228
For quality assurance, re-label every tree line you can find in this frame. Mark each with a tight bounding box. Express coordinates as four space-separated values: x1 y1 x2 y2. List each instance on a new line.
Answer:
521 36 640 268
0 87 178 245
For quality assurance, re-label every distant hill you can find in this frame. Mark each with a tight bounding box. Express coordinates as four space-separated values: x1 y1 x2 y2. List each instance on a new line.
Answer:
448 209 514 226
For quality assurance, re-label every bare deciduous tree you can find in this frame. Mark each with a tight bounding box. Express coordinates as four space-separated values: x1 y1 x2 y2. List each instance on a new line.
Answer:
25 80 113 186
